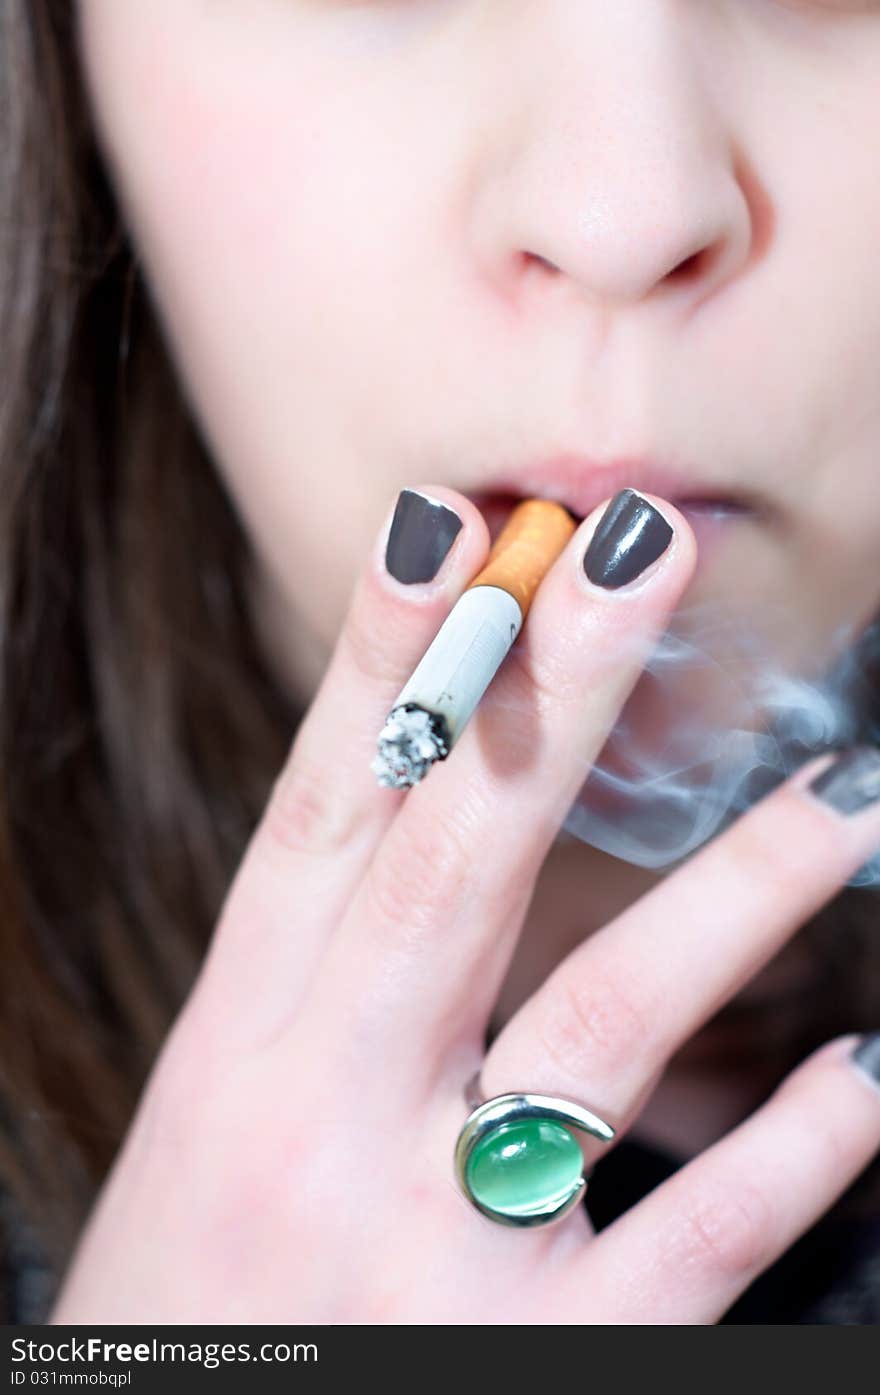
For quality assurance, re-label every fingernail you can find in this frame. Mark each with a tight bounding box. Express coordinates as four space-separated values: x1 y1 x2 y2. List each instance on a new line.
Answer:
384 489 463 585
851 1032 880 1086
807 746 880 816
583 489 674 590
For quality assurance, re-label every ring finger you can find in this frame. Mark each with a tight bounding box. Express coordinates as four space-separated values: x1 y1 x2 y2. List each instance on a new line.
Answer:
478 743 880 1169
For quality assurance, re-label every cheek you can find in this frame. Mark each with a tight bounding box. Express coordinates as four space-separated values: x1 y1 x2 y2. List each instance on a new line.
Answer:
77 5 421 645
82 10 367 413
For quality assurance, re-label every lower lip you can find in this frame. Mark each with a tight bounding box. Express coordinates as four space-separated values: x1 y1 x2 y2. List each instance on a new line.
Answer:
471 492 752 559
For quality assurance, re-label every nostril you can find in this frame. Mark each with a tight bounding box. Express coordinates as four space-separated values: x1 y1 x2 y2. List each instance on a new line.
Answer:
522 251 561 275
668 245 720 285
672 251 703 278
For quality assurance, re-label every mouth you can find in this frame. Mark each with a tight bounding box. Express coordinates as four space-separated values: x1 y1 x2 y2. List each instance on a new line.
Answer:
465 460 766 549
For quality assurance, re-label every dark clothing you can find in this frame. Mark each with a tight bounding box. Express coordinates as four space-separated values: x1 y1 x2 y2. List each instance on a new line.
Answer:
0 1188 59 1324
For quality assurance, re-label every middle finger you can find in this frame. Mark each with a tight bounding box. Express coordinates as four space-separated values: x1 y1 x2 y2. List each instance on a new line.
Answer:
307 489 696 1078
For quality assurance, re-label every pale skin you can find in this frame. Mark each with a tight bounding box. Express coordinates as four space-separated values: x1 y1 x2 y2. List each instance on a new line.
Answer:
52 1 880 1320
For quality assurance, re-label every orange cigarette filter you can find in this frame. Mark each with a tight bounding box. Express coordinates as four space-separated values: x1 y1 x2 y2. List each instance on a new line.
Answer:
465 498 577 621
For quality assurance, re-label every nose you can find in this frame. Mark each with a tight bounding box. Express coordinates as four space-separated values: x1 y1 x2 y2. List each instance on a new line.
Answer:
471 2 754 322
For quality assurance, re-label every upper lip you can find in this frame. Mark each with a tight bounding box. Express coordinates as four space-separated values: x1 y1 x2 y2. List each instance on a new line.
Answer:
465 456 766 522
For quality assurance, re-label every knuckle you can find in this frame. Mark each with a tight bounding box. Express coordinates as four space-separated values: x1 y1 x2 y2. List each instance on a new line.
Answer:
666 1179 774 1282
537 966 651 1082
262 748 354 859
718 812 788 891
505 637 586 721
340 582 412 689
725 791 834 896
807 1120 848 1185
773 1076 850 1183
365 797 480 942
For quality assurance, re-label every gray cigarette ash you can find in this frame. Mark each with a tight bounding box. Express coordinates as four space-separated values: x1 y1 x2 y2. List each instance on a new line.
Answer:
371 704 451 788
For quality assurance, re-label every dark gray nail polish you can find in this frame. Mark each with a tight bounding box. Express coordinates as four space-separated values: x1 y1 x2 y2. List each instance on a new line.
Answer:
851 1032 880 1086
385 489 463 584
583 488 674 589
808 746 880 816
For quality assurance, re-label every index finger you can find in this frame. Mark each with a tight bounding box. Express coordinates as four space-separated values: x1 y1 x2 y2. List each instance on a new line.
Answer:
191 486 490 1047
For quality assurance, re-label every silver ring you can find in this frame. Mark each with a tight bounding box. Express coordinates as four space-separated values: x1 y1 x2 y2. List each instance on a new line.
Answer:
455 1071 615 1228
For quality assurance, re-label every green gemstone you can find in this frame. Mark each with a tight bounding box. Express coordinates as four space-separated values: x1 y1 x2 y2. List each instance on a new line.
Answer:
465 1118 583 1218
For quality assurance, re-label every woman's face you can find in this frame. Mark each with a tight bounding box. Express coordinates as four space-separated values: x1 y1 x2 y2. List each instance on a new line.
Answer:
75 1 880 755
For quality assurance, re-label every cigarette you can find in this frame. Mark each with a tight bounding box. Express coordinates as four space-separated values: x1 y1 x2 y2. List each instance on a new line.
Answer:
372 498 577 788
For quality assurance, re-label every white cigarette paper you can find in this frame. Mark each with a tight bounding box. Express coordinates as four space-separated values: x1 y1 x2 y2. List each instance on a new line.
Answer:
371 585 523 789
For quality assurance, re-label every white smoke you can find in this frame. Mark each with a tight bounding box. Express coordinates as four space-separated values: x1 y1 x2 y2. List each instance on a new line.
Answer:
561 603 880 889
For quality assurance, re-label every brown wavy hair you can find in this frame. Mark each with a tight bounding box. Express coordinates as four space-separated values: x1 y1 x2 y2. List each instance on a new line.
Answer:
0 0 300 1312
1 0 878 1320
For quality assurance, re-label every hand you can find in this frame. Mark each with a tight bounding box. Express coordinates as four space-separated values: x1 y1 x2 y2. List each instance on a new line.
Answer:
49 486 880 1323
